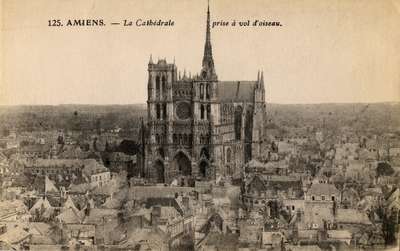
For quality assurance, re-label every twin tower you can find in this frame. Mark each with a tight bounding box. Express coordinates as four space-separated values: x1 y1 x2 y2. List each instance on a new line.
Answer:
139 3 266 185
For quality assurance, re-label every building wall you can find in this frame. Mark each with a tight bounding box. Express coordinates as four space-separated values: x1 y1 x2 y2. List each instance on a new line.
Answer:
90 171 111 187
142 60 265 184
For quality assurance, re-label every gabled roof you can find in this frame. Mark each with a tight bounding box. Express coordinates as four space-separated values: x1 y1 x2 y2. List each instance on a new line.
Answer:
144 198 184 216
217 81 256 102
29 197 52 214
45 176 59 194
56 208 83 224
63 195 78 211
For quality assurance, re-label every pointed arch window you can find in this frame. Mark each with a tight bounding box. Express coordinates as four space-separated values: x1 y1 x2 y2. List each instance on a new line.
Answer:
226 148 232 163
162 104 167 120
200 83 204 99
156 76 160 92
156 104 161 119
200 105 205 120
206 84 210 99
161 75 167 96
207 105 211 120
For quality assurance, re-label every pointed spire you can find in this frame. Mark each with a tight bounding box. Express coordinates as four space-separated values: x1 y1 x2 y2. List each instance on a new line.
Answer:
257 70 260 82
261 71 264 83
179 71 181 80
149 54 153 64
259 70 264 90
201 0 217 80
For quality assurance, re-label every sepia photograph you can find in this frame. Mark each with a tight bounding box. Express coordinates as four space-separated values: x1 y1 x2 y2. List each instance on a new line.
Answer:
1 0 400 250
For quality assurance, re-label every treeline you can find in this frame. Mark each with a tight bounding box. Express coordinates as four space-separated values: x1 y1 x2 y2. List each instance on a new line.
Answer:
0 104 147 134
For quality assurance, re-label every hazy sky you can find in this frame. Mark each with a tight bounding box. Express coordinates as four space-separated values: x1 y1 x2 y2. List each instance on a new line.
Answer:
2 0 400 105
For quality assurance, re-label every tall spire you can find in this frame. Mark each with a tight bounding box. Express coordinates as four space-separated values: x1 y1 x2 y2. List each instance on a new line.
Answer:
261 71 264 83
201 0 217 80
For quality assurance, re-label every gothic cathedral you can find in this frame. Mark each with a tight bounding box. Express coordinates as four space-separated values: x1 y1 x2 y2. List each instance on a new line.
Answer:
139 3 266 185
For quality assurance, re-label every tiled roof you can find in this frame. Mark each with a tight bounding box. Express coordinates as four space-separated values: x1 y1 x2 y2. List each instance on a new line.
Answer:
145 198 184 216
335 209 371 225
0 225 31 244
199 232 239 248
307 183 339 196
28 159 84 168
83 208 118 224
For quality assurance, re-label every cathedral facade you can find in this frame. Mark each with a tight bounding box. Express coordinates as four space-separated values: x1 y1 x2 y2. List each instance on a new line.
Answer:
139 4 266 185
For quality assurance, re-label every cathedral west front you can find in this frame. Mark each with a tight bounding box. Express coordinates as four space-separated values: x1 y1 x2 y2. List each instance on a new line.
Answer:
139 3 266 185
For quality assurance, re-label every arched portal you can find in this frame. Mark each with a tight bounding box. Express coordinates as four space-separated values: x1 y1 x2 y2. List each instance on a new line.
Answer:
172 152 192 176
153 160 165 183
199 160 209 178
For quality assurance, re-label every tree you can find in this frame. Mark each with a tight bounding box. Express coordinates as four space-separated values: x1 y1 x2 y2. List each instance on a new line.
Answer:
376 162 394 177
376 204 398 245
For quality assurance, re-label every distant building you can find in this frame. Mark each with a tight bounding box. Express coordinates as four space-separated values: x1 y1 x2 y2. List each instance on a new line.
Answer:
242 174 303 209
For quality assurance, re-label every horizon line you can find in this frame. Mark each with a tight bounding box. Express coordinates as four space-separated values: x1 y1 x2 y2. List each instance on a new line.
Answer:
0 100 399 107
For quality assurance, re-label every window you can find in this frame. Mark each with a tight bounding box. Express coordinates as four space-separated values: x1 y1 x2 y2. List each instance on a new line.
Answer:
312 196 315 201
200 83 204 99
163 104 167 120
226 148 232 163
207 105 211 120
200 105 205 120
234 107 242 140
156 104 161 119
292 206 295 210
156 76 160 91
161 76 166 92
331 196 335 201
206 84 210 99
322 196 325 201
